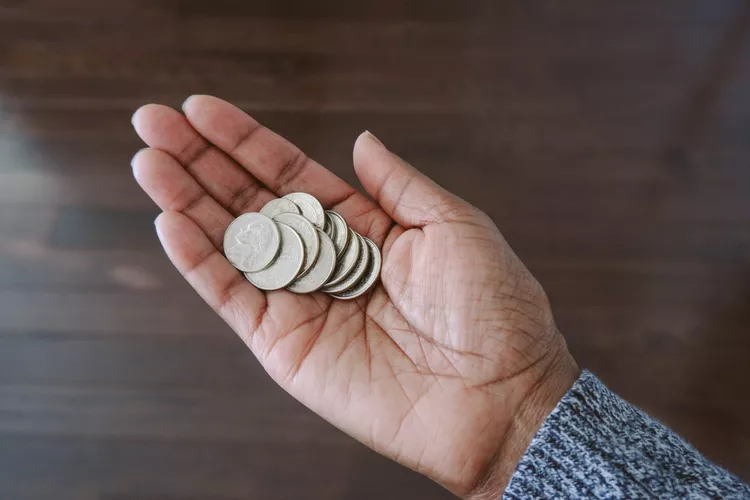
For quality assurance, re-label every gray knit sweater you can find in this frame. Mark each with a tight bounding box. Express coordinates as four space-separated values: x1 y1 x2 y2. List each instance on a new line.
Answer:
504 371 750 499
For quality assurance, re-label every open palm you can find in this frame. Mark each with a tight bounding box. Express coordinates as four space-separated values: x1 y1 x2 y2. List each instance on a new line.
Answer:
132 96 577 497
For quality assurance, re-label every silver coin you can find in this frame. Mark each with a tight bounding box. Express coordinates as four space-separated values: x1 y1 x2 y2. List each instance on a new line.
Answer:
260 198 301 219
223 213 281 272
245 223 304 290
283 192 326 229
330 237 382 300
272 212 320 278
287 229 336 294
324 212 336 240
322 233 370 294
324 227 360 287
325 210 350 258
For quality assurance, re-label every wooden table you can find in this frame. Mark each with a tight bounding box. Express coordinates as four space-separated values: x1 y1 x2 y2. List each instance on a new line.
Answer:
0 1 748 497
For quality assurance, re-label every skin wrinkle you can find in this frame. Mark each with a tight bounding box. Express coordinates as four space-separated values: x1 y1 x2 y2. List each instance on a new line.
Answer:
337 202 392 244
226 181 264 216
384 216 556 382
326 188 359 210
214 271 250 319
381 236 419 309
246 298 270 349
178 186 210 217
260 297 326 369
422 198 472 225
284 306 330 386
389 174 418 225
471 348 551 392
370 159 402 212
177 134 211 166
366 312 419 373
181 196 225 249
467 350 572 500
229 120 264 157
408 319 492 363
332 310 368 366
275 149 311 195
380 224 404 258
413 327 436 374
328 304 369 404
180 148 257 207
456 411 503 490
362 317 373 386
372 299 478 389
491 293 547 316
181 241 219 278
381 352 431 453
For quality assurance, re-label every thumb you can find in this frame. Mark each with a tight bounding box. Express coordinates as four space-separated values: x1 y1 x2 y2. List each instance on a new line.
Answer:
353 131 470 228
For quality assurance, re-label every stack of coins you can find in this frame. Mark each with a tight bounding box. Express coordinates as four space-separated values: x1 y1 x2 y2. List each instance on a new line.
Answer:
223 192 382 299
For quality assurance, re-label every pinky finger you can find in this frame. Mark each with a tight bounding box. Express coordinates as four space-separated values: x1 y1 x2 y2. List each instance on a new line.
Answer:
155 210 267 347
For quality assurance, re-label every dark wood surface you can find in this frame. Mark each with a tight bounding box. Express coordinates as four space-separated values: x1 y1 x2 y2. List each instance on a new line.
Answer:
1 1 749 498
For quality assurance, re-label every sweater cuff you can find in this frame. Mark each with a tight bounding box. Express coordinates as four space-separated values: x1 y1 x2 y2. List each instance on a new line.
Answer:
504 370 749 499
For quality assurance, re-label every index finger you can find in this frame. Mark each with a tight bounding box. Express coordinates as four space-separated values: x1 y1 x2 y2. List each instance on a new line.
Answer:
181 95 393 244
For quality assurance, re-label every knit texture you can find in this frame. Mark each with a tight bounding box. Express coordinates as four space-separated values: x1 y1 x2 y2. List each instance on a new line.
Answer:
504 371 750 499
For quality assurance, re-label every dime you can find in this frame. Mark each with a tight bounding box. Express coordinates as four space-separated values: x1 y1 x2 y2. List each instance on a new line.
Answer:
287 229 337 294
330 237 382 300
283 192 325 229
325 210 349 258
322 233 370 294
260 198 301 219
245 223 304 290
223 213 281 272
272 212 320 278
324 228 360 287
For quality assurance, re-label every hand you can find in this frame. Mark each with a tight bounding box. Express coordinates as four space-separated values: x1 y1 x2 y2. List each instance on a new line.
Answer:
131 96 579 497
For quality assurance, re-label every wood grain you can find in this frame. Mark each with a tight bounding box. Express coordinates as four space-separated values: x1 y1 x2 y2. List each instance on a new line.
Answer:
0 1 748 498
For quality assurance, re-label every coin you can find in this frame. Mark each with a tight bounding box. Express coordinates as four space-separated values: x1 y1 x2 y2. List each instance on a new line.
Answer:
325 210 350 258
260 198 301 219
245 223 304 290
287 229 336 294
272 212 320 278
330 237 382 300
324 212 336 240
324 228 361 287
223 213 281 272
322 233 370 294
283 192 326 229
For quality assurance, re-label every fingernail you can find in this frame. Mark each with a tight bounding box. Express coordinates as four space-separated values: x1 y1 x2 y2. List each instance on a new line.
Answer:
131 108 139 127
131 147 150 168
182 95 197 112
365 130 385 148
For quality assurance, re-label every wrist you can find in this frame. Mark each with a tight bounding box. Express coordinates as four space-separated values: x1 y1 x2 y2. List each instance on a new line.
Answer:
465 339 580 500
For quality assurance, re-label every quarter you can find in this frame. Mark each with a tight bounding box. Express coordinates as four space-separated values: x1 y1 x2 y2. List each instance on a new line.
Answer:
324 211 337 240
330 237 382 300
325 210 350 258
287 229 337 294
283 192 326 229
322 233 370 294
245 223 304 290
223 213 281 272
324 227 360 287
260 198 301 219
272 212 320 278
